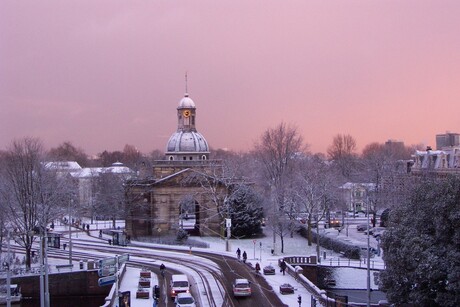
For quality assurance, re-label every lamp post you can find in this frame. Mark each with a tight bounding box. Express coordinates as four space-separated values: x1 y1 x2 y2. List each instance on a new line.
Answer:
366 198 371 307
6 230 12 307
69 199 73 265
44 229 50 307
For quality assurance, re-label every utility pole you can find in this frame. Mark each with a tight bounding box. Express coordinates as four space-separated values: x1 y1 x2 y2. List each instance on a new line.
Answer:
69 199 73 265
44 228 50 307
366 197 371 307
6 230 11 307
39 230 44 307
225 218 231 252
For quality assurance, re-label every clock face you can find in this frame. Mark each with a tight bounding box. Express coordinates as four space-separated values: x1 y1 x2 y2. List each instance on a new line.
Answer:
183 110 191 118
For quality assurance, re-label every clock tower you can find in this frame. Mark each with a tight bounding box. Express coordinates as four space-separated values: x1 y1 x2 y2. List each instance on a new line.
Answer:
165 92 210 161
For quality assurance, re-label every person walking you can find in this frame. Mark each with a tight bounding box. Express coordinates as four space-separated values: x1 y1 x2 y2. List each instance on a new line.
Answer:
242 251 247 263
255 262 260 274
280 259 287 275
160 263 166 278
236 248 241 260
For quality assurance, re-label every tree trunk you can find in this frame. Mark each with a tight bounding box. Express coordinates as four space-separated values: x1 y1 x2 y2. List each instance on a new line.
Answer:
25 246 32 270
280 233 285 253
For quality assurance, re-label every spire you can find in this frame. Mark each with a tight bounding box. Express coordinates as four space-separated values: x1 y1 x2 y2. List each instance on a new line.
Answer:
185 71 188 96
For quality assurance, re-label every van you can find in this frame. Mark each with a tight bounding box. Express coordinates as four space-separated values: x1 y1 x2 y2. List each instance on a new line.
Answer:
170 274 190 299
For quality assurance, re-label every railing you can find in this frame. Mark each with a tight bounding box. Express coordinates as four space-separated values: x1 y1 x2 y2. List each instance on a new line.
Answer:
284 255 385 270
325 258 385 270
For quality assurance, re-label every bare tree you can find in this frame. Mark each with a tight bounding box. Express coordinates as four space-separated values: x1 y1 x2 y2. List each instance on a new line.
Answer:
253 122 306 253
0 138 69 269
361 141 418 226
327 133 358 179
293 154 337 246
92 172 127 228
48 141 89 167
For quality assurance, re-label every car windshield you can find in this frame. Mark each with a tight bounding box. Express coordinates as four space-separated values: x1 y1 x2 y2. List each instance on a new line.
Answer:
235 283 249 288
173 281 189 287
177 297 194 304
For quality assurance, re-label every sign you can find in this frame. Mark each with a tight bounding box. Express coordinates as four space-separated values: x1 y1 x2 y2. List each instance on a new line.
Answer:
118 253 129 264
98 275 117 287
98 254 129 268
98 265 117 277
98 257 116 267
225 218 231 228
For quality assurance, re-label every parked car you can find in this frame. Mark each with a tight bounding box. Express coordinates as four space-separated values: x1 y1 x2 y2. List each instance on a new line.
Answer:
232 278 251 297
373 229 386 239
263 264 276 275
364 226 385 236
174 292 196 307
279 283 295 294
356 224 371 232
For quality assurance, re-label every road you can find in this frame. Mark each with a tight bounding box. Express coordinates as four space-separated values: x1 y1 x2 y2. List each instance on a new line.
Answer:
43 235 287 307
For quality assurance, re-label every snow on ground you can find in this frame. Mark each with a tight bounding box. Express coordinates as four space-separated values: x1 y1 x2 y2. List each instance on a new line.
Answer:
7 219 385 307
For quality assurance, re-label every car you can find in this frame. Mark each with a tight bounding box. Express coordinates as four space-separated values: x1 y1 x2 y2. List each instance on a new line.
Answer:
279 283 295 294
356 224 371 232
174 292 196 307
364 226 385 236
232 278 251 297
373 229 386 239
263 264 276 275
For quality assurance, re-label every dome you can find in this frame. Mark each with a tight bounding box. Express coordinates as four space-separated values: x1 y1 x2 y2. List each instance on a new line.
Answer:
166 131 209 153
179 93 195 108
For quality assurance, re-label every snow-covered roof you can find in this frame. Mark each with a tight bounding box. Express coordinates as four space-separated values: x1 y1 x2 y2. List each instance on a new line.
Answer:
340 182 376 190
44 161 82 171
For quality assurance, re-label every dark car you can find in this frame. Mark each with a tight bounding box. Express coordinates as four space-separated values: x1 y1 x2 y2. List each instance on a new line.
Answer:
279 283 294 294
263 265 276 275
357 224 371 232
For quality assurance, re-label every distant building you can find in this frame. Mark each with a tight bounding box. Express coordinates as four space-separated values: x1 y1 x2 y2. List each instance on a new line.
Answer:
436 132 460 150
411 146 460 175
44 161 135 212
340 182 376 213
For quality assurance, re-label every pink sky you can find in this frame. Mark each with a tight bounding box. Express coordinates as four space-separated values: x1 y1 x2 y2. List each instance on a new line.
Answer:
1 1 459 155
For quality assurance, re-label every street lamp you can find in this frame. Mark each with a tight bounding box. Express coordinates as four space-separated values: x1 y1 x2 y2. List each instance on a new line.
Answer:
69 199 73 265
366 197 371 307
6 230 12 307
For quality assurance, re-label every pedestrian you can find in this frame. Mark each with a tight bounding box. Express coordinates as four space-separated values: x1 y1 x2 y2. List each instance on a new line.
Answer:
236 248 241 260
280 259 287 275
255 262 260 274
63 243 67 251
242 251 247 263
99 230 102 238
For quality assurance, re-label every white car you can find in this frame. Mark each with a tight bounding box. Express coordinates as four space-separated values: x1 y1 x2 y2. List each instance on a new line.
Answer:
174 292 196 307
233 278 251 297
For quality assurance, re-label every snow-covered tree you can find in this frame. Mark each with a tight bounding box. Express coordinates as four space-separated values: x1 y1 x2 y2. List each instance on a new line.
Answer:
253 122 307 253
380 175 460 306
292 154 337 246
227 184 264 238
0 138 70 269
92 172 126 228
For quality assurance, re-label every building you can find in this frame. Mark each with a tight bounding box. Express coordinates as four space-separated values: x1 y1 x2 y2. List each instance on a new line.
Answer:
411 146 460 175
436 132 460 150
44 161 135 216
125 92 227 238
339 182 376 213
